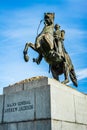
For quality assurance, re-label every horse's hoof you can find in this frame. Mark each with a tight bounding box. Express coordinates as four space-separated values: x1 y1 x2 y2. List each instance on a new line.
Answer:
61 79 69 84
33 58 36 62
33 58 40 65
24 54 29 62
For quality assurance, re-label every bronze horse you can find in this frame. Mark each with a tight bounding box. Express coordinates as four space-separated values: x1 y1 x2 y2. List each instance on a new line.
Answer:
23 13 78 87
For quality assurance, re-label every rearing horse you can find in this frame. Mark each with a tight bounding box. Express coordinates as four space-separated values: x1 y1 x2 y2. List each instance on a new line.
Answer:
23 13 78 87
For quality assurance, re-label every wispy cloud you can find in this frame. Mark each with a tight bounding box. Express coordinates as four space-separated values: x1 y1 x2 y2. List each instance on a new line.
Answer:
0 9 41 42
65 29 86 39
76 68 87 81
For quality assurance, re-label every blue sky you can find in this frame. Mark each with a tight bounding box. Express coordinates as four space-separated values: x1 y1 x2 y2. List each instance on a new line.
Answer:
0 0 87 94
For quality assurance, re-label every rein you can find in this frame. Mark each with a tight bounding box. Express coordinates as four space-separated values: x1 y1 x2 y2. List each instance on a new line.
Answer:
37 19 43 36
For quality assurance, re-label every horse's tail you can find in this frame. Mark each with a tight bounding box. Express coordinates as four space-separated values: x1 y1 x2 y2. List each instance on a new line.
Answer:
69 65 78 87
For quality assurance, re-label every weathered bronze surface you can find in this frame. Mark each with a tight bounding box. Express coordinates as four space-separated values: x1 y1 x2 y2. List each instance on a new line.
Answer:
23 13 78 87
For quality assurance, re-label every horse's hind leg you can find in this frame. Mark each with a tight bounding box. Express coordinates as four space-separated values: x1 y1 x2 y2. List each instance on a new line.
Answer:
52 72 59 81
51 66 59 81
62 63 69 84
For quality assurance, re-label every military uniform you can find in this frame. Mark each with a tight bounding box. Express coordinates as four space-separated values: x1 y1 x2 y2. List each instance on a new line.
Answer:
54 24 67 59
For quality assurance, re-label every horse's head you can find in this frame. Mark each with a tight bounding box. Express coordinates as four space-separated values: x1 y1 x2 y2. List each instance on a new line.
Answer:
44 13 55 25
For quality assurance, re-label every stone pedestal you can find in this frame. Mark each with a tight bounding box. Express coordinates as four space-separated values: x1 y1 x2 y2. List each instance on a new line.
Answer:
0 76 87 130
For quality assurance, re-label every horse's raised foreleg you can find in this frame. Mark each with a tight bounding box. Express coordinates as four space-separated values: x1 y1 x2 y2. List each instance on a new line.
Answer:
23 42 43 64
23 42 37 54
23 42 37 62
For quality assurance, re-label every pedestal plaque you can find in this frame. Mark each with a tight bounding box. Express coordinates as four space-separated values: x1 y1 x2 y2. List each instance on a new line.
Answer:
4 90 34 122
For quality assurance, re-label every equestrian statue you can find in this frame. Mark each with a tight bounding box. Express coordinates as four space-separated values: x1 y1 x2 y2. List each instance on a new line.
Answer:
23 12 78 87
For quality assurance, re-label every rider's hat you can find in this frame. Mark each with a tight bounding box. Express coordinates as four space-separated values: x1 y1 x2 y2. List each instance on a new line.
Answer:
54 24 60 29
